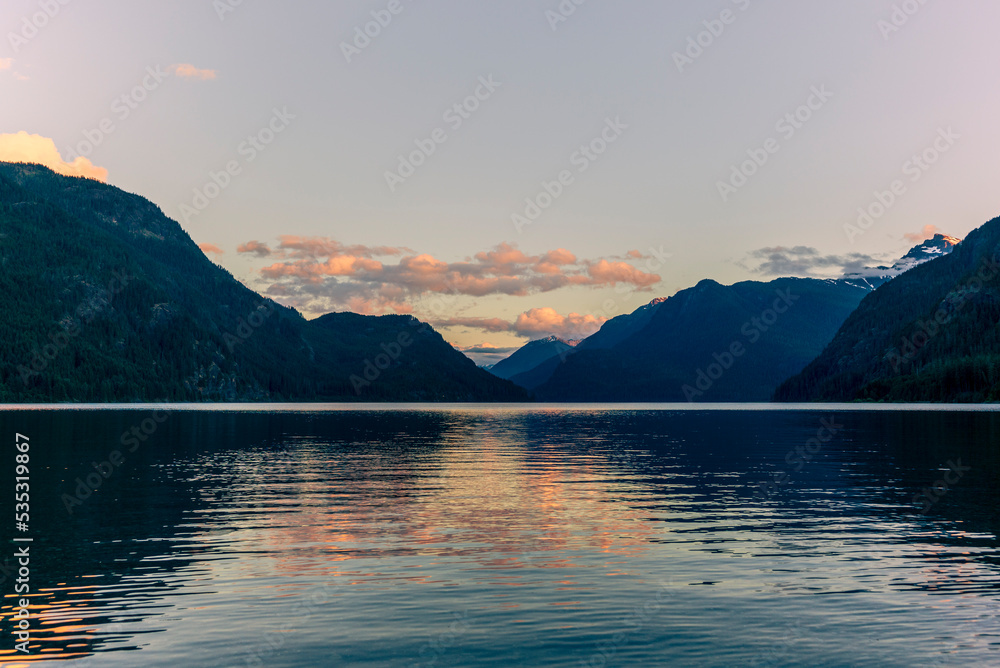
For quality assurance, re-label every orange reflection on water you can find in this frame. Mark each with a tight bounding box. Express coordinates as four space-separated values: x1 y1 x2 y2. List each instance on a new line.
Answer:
221 418 662 592
0 588 101 663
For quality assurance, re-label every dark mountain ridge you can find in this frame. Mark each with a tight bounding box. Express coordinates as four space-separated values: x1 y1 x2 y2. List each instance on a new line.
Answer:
488 336 576 381
529 277 872 401
505 236 959 402
0 162 526 402
776 217 1000 402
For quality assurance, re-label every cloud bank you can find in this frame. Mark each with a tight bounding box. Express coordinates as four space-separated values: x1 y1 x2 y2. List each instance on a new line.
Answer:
240 237 661 316
0 132 108 181
436 307 606 340
741 246 882 277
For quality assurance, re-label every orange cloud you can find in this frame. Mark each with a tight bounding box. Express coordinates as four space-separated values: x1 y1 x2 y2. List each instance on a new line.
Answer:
541 249 576 265
474 242 533 268
169 63 217 80
535 248 577 275
248 238 662 316
586 260 660 287
436 308 607 340
0 58 12 71
199 243 224 256
0 132 108 181
514 307 606 339
260 255 382 279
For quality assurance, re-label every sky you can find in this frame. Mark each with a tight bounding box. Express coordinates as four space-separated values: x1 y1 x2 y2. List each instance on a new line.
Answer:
2 0 999 364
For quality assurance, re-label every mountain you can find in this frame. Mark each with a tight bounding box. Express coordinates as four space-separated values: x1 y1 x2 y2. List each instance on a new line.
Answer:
494 300 671 391
488 336 576 380
841 234 962 290
576 298 667 351
530 277 874 401
775 219 1000 403
507 236 960 402
0 162 527 402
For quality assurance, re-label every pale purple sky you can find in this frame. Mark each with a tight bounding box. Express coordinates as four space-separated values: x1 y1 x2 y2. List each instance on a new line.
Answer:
2 0 998 357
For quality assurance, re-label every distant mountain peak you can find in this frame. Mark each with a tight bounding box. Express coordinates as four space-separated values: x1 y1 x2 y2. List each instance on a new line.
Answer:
535 334 579 346
842 232 961 286
900 233 961 261
488 336 578 381
776 216 1000 403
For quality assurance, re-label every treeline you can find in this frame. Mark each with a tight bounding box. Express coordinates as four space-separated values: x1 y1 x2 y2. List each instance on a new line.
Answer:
0 162 526 403
776 217 1000 402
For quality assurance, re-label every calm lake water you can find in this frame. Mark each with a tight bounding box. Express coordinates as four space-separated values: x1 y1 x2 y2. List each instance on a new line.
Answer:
1 405 999 667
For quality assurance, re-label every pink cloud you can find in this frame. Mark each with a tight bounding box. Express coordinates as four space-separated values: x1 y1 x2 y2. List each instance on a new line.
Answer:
436 308 607 340
199 243 224 256
541 249 576 265
260 255 383 279
169 63 217 80
474 242 533 268
246 238 661 316
586 260 660 287
513 307 606 339
903 224 942 243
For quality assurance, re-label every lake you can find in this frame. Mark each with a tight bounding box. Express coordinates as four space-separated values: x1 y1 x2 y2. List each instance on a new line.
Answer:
1 405 998 666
